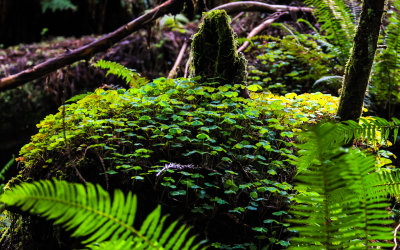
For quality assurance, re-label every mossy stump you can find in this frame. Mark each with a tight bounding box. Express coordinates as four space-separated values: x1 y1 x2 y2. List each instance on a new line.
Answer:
189 10 249 97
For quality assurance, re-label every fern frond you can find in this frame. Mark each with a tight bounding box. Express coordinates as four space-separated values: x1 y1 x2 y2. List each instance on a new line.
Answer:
305 0 357 61
329 0 356 39
371 1 400 109
290 124 354 248
327 116 400 146
0 179 204 249
93 59 149 87
290 124 393 249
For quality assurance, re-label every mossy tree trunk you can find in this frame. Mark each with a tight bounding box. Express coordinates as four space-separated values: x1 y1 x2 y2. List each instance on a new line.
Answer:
189 10 249 97
336 0 385 121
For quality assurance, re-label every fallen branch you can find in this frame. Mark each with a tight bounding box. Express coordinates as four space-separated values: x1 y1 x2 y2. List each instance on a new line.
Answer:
213 1 313 14
184 54 191 79
238 11 288 53
167 39 189 79
0 0 184 92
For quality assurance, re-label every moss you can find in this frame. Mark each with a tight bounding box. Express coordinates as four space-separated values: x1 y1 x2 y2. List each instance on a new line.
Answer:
189 10 248 87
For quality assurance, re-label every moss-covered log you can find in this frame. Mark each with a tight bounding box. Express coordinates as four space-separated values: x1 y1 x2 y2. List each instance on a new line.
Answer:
337 0 385 121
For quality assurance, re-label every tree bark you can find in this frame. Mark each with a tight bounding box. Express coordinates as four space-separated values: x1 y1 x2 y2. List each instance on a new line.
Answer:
337 0 385 121
0 0 184 92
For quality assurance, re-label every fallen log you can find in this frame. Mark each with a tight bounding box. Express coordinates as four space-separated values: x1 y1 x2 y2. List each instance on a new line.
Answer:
0 0 184 92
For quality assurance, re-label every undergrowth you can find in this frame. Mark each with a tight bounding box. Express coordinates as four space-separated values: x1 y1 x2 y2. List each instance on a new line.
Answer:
10 72 340 248
245 35 343 94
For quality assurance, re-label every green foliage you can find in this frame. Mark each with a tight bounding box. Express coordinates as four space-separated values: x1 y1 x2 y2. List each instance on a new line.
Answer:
246 35 342 94
18 78 338 171
304 0 357 61
290 123 397 249
371 0 400 116
40 0 77 13
14 65 339 247
1 179 204 249
93 59 149 87
305 0 400 116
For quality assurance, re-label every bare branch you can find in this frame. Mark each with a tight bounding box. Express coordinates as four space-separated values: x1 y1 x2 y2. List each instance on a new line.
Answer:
212 1 312 14
168 39 189 79
184 55 191 79
238 12 288 53
0 0 184 92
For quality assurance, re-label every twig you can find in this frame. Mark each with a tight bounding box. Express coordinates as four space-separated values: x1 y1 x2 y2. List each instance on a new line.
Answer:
394 223 400 250
167 39 189 78
203 0 209 11
237 12 288 53
73 165 87 184
96 152 109 191
212 1 313 14
230 12 245 23
0 0 184 92
184 54 191 78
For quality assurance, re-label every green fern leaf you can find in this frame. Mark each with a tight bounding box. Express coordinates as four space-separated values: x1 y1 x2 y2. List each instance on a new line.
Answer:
0 179 204 249
93 59 149 87
290 124 394 249
305 0 357 61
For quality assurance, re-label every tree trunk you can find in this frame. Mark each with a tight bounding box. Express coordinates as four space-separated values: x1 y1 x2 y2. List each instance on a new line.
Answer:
336 0 385 121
